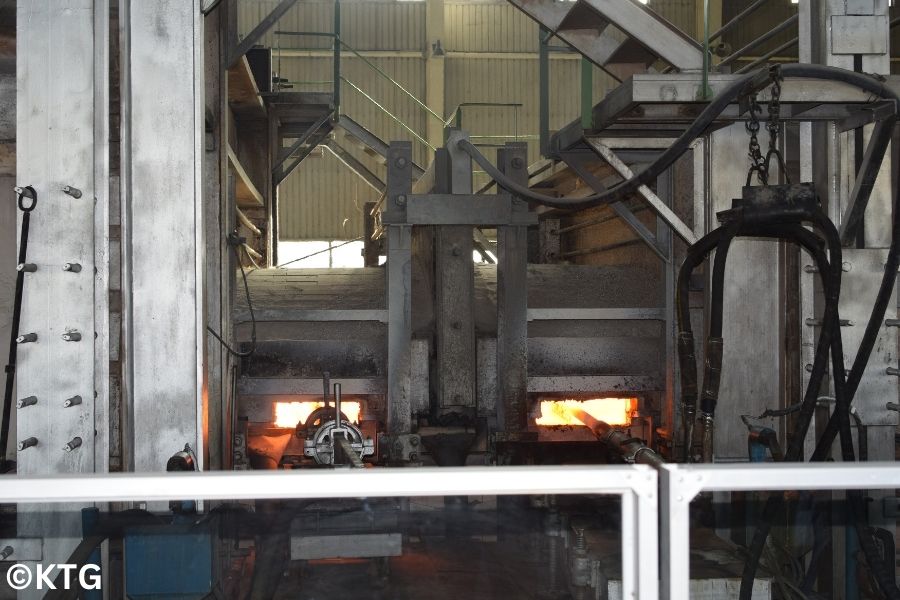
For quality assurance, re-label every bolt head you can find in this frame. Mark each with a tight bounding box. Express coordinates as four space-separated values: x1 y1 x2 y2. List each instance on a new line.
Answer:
511 157 525 169
395 157 408 168
395 195 407 207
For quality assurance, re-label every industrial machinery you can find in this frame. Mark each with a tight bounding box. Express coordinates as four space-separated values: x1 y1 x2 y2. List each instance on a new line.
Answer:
4 0 900 598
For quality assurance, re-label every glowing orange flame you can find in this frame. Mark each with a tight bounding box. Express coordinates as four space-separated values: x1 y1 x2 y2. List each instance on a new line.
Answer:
535 398 636 427
274 401 362 428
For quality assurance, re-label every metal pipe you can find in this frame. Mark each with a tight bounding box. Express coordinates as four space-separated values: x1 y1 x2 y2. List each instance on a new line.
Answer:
570 408 664 468
709 0 770 42
333 382 342 430
719 14 798 68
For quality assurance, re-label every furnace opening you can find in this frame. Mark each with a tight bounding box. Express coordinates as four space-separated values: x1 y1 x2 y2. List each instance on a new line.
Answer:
534 398 638 427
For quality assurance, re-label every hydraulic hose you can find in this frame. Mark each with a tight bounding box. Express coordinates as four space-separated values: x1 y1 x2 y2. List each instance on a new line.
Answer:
676 228 728 461
458 64 898 211
699 221 740 461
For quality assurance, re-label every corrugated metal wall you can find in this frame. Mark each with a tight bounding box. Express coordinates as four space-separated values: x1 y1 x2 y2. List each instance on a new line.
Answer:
233 0 724 240
279 148 379 240
239 0 424 51
445 56 617 190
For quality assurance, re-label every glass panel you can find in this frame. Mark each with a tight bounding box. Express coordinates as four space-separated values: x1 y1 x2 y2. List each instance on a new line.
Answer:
0 493 623 599
688 488 899 599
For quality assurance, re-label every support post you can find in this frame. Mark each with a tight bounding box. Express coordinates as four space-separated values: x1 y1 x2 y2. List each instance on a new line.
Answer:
385 142 413 435
580 58 593 130
496 144 529 435
539 27 551 158
425 0 445 151
121 0 205 472
16 0 109 587
436 131 476 419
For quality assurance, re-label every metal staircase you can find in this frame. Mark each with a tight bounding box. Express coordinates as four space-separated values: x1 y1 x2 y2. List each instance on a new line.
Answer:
508 0 703 81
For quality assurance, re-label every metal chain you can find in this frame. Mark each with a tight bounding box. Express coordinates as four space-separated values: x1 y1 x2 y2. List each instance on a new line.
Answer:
763 65 791 184
745 94 767 186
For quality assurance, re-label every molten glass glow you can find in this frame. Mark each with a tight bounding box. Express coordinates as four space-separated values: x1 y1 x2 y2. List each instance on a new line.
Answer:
274 401 362 428
535 398 636 427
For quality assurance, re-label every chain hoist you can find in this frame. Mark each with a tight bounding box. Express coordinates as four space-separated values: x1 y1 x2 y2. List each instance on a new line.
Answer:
745 94 767 186
746 66 791 186
763 65 791 184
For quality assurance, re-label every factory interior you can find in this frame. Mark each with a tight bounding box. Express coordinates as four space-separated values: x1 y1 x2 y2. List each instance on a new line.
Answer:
6 0 900 598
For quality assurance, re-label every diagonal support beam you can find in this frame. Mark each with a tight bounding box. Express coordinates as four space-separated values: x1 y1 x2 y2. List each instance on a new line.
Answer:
586 139 697 245
562 151 668 263
839 116 897 245
273 111 333 185
227 0 299 68
324 140 386 193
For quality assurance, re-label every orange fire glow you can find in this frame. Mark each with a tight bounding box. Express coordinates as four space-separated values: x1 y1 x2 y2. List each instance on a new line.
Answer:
535 398 637 427
274 401 362 428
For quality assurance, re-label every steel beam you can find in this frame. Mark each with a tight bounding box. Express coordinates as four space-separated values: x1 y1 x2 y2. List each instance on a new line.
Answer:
562 150 667 262
435 131 477 418
838 115 897 244
587 140 696 245
121 0 204 472
496 144 529 435
227 0 298 68
385 142 413 435
16 0 109 588
325 140 386 194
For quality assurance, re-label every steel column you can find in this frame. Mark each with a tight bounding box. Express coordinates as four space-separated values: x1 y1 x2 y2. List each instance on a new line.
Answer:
496 144 529 435
385 142 413 435
16 0 109 589
121 0 205 472
435 131 476 418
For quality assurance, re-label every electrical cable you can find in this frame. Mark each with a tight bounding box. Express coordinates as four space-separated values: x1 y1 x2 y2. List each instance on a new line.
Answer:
2 186 37 468
207 240 257 359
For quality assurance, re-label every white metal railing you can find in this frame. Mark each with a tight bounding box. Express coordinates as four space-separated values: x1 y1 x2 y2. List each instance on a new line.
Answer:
1 465 659 600
660 461 900 600
8 462 900 598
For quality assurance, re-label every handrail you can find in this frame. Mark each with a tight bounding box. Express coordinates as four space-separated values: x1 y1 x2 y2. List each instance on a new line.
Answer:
446 102 523 129
341 76 436 152
339 39 445 124
719 13 798 68
709 0 771 43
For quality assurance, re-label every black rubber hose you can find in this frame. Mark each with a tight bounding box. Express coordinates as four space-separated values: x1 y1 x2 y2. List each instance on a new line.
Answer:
701 220 740 420
458 65 899 211
676 229 728 461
